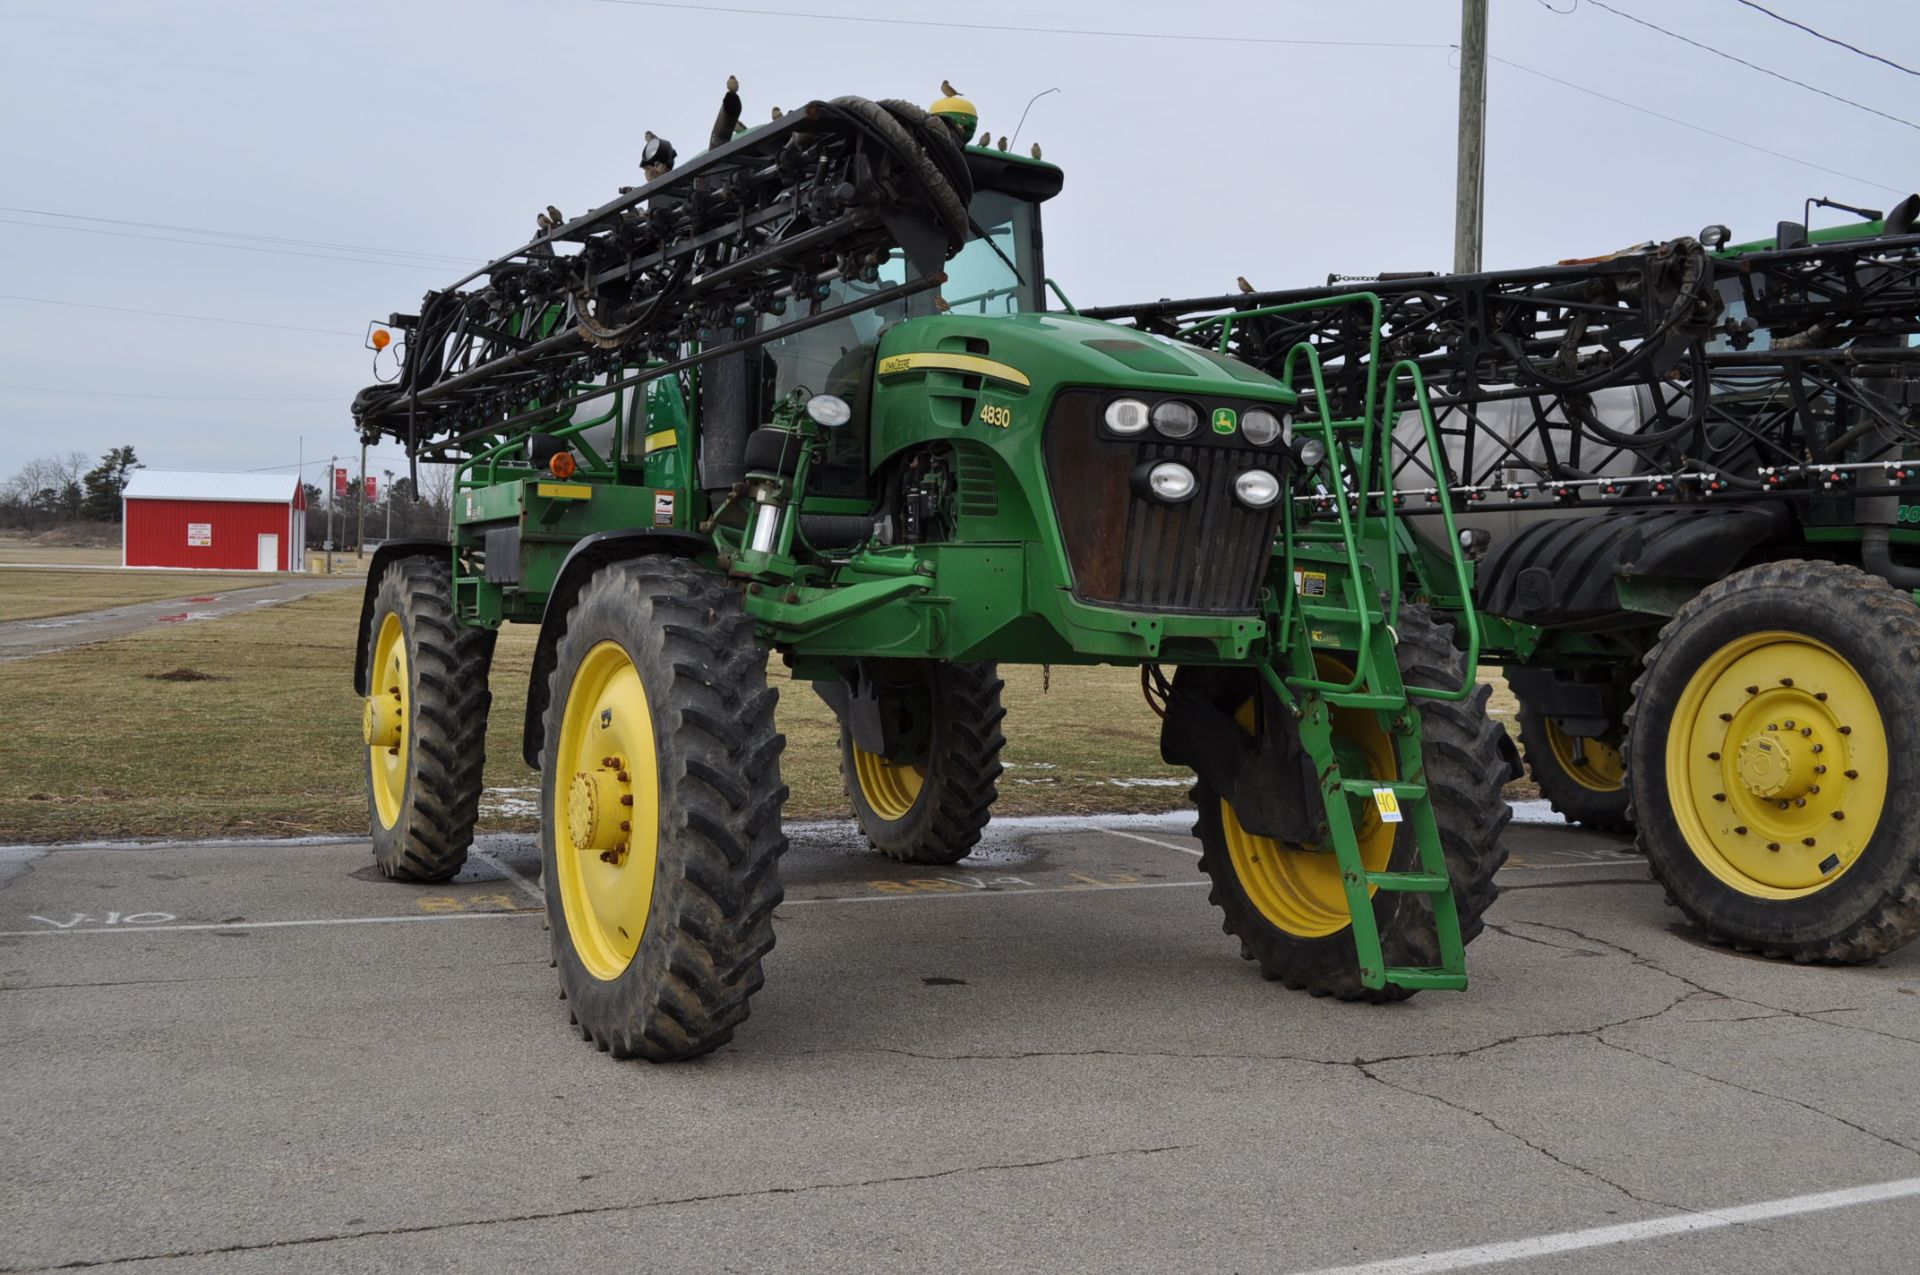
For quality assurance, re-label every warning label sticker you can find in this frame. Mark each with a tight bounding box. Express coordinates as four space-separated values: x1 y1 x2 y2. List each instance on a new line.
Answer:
653 491 675 527
1294 569 1328 597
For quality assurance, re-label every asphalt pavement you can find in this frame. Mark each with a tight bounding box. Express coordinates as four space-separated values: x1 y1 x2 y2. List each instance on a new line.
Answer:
2 812 1916 1273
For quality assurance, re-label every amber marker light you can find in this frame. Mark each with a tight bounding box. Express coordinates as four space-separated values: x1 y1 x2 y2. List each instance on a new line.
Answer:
371 328 392 351
548 451 577 479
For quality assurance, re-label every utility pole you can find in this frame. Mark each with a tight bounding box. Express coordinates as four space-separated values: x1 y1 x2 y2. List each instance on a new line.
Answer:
1454 0 1489 275
325 454 337 574
385 469 395 541
356 441 367 558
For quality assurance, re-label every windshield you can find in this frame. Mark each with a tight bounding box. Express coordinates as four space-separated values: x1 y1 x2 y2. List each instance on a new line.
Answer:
940 189 1040 315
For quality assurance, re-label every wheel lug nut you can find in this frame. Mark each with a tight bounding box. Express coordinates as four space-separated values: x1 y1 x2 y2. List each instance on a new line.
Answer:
1708 751 1721 761
617 771 630 782
619 820 631 832
1780 677 1794 687
1845 769 1859 779
1784 719 1796 729
619 794 633 806
1814 691 1828 701
1801 727 1812 736
1733 825 1748 835
1713 792 1726 802
1767 842 1781 851
1794 798 1806 807
1839 725 1852 735
1720 713 1734 722
1778 801 1790 810
1809 785 1821 794
1812 744 1824 754
1766 723 1778 732
1803 837 1817 847
1832 810 1846 820
1746 685 1759 695
1815 765 1827 774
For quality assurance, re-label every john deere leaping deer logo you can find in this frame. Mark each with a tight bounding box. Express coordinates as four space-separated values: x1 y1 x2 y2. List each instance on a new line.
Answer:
1211 407 1237 435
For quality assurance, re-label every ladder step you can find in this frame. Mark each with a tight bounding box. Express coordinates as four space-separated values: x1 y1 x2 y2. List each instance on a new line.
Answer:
1364 871 1452 893
1382 967 1468 991
1338 779 1426 798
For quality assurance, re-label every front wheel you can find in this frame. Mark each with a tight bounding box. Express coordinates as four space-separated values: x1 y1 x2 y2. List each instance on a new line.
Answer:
1187 607 1512 1000
541 556 787 1061
1625 560 1920 963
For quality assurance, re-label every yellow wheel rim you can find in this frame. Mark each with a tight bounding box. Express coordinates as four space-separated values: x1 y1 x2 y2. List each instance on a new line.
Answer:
554 641 661 982
852 746 926 821
1545 717 1625 793
366 612 408 828
1219 659 1398 938
1667 631 1887 899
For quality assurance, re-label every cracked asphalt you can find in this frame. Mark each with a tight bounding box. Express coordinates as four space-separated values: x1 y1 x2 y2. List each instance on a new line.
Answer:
3 814 1917 1273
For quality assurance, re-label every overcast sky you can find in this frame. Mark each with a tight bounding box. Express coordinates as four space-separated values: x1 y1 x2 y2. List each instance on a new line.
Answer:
2 0 1915 482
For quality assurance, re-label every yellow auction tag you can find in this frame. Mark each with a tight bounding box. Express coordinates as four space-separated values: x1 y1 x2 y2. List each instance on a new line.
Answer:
1372 788 1403 822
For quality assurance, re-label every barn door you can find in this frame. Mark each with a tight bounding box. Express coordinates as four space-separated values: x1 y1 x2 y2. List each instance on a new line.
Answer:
257 534 278 572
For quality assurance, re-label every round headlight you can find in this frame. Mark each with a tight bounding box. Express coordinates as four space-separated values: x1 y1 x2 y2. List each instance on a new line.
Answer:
1295 437 1328 469
806 393 852 428
1699 223 1731 249
1242 408 1287 447
1234 469 1281 509
1147 461 1197 502
1151 400 1199 439
1104 397 1151 435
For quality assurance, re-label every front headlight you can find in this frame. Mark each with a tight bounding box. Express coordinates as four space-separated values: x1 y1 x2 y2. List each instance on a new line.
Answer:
1146 461 1197 502
1104 397 1151 435
1233 469 1281 508
1150 400 1199 439
1242 408 1287 447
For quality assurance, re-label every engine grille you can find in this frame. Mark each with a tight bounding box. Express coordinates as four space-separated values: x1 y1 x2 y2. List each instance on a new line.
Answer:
1042 390 1284 614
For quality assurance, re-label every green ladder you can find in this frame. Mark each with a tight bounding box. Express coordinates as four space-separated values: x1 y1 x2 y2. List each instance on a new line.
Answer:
1281 576 1468 992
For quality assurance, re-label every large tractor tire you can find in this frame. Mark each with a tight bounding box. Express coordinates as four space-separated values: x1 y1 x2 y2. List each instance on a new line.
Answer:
362 556 494 882
1515 694 1632 832
1625 560 1920 963
1187 607 1512 1001
840 660 1006 865
540 556 787 1061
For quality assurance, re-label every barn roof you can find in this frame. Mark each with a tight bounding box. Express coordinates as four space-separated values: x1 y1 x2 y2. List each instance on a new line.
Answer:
122 470 299 505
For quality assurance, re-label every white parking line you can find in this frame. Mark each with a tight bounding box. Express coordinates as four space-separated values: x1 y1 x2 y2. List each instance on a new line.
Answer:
1097 827 1203 857
783 879 1211 906
0 911 538 938
1293 1175 1920 1275
469 846 545 906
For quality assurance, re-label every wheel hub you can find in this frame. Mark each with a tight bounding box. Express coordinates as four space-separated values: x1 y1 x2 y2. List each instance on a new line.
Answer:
1735 731 1811 800
567 760 630 857
363 687 403 750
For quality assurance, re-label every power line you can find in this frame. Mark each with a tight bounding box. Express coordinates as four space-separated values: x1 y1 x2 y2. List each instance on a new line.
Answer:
581 0 1453 49
0 293 359 338
1572 0 1920 133
1730 0 1920 78
0 217 449 273
0 206 476 266
1490 53 1908 196
0 384 340 403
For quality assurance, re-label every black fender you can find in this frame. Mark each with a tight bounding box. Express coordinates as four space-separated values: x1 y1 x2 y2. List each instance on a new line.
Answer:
521 528 711 767
1475 504 1792 630
352 539 451 695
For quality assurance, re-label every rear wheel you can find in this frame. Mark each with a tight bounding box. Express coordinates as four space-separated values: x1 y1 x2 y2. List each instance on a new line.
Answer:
541 556 787 1061
1625 560 1920 962
1188 608 1511 1000
1515 694 1632 832
362 556 494 882
840 660 1005 865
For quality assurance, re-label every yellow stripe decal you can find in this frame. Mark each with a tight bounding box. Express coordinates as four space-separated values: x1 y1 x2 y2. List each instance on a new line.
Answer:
875 352 1031 388
535 482 593 500
643 430 678 453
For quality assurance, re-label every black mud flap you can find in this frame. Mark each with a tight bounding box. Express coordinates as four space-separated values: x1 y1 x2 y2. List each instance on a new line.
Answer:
1160 672 1328 845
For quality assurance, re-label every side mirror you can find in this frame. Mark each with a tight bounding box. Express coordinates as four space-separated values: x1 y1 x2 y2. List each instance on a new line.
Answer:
807 394 852 428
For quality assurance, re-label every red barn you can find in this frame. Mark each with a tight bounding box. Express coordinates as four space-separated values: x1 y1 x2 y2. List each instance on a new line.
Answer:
122 471 307 572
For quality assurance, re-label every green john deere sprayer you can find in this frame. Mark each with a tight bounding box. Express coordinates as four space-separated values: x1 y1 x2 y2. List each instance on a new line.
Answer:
1088 195 1920 966
349 86 1511 1061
